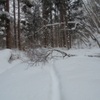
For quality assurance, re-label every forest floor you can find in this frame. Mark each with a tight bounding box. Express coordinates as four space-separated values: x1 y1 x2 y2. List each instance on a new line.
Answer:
0 48 100 100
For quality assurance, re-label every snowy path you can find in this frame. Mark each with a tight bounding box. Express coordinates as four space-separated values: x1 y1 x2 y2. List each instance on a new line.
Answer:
50 64 61 100
0 49 100 100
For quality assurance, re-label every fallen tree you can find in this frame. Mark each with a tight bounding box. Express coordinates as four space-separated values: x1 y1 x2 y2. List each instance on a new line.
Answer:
26 48 75 66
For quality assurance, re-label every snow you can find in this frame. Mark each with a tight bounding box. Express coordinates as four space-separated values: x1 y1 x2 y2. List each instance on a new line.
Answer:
0 48 100 100
0 11 11 20
0 49 12 73
0 64 51 100
50 65 61 100
95 1 100 8
0 31 3 35
55 56 100 100
0 49 21 74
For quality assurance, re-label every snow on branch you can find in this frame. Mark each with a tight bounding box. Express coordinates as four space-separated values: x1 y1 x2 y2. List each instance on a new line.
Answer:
95 1 100 8
46 22 65 27
67 21 81 30
26 48 75 66
0 11 11 20
36 21 82 34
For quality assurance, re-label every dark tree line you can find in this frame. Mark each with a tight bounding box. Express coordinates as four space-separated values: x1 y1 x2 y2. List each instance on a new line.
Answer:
0 0 21 49
0 0 100 50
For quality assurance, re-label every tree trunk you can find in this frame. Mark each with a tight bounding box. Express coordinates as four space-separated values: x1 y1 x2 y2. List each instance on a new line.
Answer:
18 0 21 50
5 0 11 49
13 0 17 48
42 0 47 47
59 0 66 47
50 2 54 47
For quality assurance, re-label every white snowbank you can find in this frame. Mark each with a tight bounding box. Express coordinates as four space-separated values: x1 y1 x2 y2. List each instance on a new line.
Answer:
0 48 100 100
55 56 100 100
0 64 51 100
0 49 11 73
0 49 23 74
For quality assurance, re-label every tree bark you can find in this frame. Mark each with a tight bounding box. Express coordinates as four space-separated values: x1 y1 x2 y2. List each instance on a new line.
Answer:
18 0 21 50
59 0 67 47
42 0 47 47
13 0 17 48
5 0 11 49
50 2 54 47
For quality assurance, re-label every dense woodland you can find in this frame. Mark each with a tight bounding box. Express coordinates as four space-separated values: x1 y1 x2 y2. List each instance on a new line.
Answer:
0 0 100 50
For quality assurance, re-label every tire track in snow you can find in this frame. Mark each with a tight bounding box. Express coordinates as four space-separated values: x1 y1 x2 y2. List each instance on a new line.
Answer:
50 65 61 100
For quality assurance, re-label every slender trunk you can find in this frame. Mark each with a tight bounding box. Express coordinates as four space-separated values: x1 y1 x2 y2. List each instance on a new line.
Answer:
13 0 17 48
18 0 21 50
42 0 47 47
5 0 11 49
67 0 71 49
59 0 66 47
59 1 63 47
50 2 54 47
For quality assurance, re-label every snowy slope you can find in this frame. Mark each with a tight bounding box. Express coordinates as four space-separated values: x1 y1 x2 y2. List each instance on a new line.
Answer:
0 49 100 100
55 56 100 100
0 49 23 74
0 49 13 73
0 64 51 100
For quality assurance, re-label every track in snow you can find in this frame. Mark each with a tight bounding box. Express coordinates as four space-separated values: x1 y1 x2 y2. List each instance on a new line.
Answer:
50 64 61 100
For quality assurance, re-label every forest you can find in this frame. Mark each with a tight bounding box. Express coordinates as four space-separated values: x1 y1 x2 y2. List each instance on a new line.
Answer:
0 0 100 50
0 1 100 100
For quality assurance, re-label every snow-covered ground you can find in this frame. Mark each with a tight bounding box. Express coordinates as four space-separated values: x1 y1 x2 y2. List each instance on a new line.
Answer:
0 48 100 100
